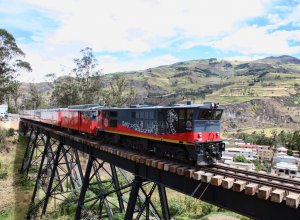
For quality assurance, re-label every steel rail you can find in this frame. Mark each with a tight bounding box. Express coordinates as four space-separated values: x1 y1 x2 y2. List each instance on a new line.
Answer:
212 164 300 186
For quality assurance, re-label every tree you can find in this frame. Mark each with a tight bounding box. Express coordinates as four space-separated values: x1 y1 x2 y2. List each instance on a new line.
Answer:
233 155 249 163
51 75 81 107
73 47 102 104
27 83 42 109
8 81 22 113
103 74 135 106
0 29 31 103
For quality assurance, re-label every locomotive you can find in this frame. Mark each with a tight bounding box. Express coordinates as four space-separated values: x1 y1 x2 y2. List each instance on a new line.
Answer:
20 102 225 166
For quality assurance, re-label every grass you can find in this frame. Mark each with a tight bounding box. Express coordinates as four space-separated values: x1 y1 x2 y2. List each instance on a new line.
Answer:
0 135 34 220
230 127 294 137
201 211 248 220
204 95 263 105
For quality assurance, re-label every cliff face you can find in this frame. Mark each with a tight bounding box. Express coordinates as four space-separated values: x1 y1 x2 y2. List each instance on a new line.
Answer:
222 97 299 131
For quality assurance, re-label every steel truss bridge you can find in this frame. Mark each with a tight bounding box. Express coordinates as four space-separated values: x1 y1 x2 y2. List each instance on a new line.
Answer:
19 119 300 220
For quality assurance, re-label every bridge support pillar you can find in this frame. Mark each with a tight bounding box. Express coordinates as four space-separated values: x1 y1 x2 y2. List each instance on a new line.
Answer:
75 156 129 220
25 136 84 219
125 175 170 220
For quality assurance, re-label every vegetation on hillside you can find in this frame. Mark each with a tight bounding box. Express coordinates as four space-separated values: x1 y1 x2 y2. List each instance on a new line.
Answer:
234 130 300 151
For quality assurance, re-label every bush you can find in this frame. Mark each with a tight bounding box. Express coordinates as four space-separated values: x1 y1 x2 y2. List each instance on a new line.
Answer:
168 200 185 217
0 160 8 180
7 128 15 137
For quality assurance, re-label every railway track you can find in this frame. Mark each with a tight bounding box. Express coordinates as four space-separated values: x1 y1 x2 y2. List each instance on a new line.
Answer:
201 166 300 194
212 164 300 187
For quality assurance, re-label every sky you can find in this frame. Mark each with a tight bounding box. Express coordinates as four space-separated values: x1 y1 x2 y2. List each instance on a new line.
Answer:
1 0 300 82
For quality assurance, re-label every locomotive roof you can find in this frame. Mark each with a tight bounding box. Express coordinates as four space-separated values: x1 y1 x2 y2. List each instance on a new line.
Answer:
22 103 223 112
104 103 223 110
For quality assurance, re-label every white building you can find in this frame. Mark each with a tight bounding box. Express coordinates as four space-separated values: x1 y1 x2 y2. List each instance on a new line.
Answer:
224 160 255 170
275 162 299 177
222 147 256 161
277 146 288 154
274 155 299 165
0 104 8 117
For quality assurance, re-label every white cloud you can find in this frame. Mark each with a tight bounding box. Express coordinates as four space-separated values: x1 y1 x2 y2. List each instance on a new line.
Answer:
213 26 300 54
22 0 271 53
98 54 179 73
8 0 300 82
224 55 266 62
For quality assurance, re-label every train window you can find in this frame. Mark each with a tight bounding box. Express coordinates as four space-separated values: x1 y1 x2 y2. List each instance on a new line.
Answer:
291 171 296 175
198 109 223 120
140 111 144 119
179 110 185 119
149 111 154 119
178 109 186 132
109 111 118 117
199 109 211 119
109 119 117 127
214 110 223 120
145 111 149 119
131 112 136 119
136 111 140 119
187 109 194 120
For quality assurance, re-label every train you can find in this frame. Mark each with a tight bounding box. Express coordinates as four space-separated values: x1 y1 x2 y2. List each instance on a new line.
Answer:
20 102 225 166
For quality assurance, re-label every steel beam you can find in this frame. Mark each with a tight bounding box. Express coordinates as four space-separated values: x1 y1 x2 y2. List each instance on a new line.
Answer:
158 184 170 220
125 176 144 220
111 164 125 212
20 128 33 173
42 141 63 215
75 155 94 220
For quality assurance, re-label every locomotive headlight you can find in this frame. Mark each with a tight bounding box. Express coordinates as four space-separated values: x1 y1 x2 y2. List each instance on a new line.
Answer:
198 132 202 138
216 132 220 137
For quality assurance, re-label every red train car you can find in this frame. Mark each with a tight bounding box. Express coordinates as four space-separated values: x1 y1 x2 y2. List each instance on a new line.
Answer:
61 105 99 134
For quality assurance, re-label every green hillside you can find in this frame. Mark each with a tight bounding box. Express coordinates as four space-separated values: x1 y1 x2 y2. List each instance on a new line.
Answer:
22 55 300 133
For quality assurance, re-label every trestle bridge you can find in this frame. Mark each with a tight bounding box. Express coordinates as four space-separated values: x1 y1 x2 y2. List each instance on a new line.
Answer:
19 119 300 219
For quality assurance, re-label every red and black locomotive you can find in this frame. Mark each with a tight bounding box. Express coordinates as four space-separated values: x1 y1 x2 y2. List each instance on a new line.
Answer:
20 102 225 166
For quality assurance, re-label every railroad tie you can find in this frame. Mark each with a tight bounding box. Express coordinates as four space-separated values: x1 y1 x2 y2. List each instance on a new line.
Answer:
245 183 259 196
169 164 181 173
201 173 213 183
157 161 167 170
163 163 173 172
211 175 224 186
193 170 205 181
271 189 285 203
232 180 247 192
258 186 272 200
286 193 300 209
177 166 188 176
222 177 235 189
184 169 196 179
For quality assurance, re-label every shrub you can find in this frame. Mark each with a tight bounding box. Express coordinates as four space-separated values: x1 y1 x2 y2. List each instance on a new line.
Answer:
7 128 15 137
168 200 185 217
0 160 8 180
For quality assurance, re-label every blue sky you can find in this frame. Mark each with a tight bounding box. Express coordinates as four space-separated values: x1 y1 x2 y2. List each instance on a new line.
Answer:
1 0 300 82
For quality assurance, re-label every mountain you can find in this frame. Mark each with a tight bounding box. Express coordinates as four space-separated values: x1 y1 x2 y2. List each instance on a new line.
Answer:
21 55 300 133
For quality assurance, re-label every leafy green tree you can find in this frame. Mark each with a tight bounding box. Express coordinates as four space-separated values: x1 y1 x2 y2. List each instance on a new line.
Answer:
26 84 42 109
233 155 249 163
103 74 135 106
73 47 102 104
287 149 293 156
51 75 81 107
0 29 31 103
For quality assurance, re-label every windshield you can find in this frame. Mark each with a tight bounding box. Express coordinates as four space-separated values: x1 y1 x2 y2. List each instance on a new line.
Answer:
198 109 223 120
